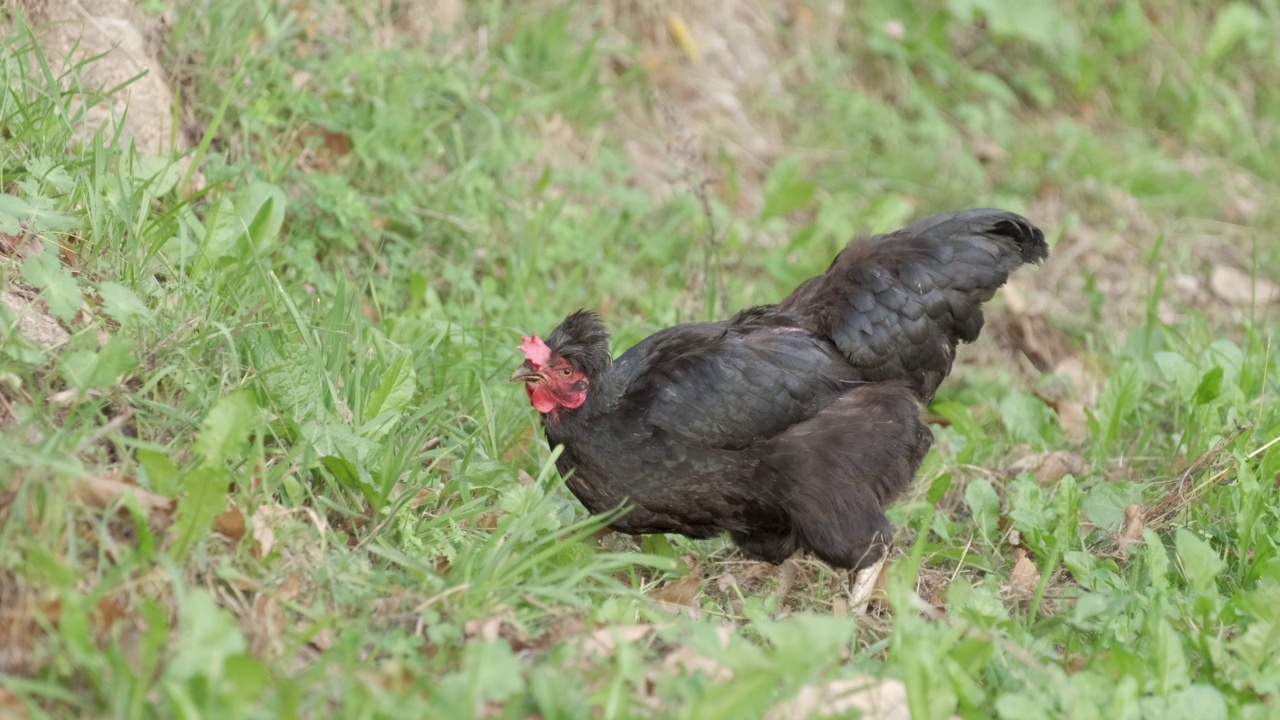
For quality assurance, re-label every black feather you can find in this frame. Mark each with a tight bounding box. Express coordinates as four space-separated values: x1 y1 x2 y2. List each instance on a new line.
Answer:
545 309 611 378
521 209 1048 570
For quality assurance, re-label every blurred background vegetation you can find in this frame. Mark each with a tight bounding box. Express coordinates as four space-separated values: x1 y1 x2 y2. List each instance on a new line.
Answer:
1 0 1278 717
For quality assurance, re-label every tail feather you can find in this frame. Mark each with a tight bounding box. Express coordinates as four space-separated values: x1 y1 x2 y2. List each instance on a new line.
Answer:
777 208 1048 401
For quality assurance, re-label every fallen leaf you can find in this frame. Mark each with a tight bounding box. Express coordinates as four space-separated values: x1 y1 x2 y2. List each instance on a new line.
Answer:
69 472 175 531
226 575 261 592
0 687 27 720
1007 546 1041 602
714 573 738 593
1008 450 1085 484
305 624 335 652
1052 400 1089 442
582 624 662 657
1118 503 1145 558
1051 357 1099 404
1 288 70 349
767 677 927 720
93 598 129 634
516 469 536 485
648 573 702 608
463 617 506 643
473 512 502 530
1210 265 1280 307
1106 465 1136 483
214 509 246 542
251 505 285 558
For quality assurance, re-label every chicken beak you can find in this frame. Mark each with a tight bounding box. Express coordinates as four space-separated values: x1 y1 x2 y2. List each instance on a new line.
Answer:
509 365 543 383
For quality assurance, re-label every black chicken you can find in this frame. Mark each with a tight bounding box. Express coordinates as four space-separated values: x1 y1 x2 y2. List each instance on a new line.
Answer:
511 209 1047 592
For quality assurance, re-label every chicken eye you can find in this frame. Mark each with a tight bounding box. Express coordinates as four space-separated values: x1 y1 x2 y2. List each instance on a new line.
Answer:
560 368 574 378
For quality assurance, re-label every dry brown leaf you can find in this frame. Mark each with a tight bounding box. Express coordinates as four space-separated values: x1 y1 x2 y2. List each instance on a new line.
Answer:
582 624 662 657
305 624 335 652
251 505 286 558
1106 465 1136 483
648 573 703 608
1053 400 1089 442
1008 450 1085 484
1051 357 1100 404
1210 265 1280 307
226 576 261 592
0 686 27 720
1 288 69 350
767 677 931 720
1118 503 1145 559
1007 547 1041 601
516 469 536 485
93 598 129 634
714 573 738 593
463 617 507 643
472 512 501 530
0 598 59 675
69 473 175 531
214 509 246 542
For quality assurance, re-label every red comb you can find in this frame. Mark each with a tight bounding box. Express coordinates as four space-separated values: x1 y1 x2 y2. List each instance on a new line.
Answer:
519 335 552 368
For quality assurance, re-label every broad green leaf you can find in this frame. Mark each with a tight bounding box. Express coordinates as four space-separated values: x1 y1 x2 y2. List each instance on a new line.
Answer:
965 478 1001 542
138 449 179 496
932 401 986 445
1081 482 1142 532
463 641 525 705
202 182 288 270
58 349 99 391
131 155 182 197
89 332 138 388
640 534 677 560
242 329 326 429
164 590 247 682
201 196 243 266
1154 351 1198 397
193 390 258 466
0 193 32 216
21 252 82 322
1192 366 1224 406
1144 528 1169 590
0 211 19 234
1175 528 1226 593
995 693 1044 720
1204 339 1244 392
305 414 377 463
242 182 287 253
98 281 153 324
170 466 229 559
1139 684 1228 720
365 351 417 422
1000 390 1051 446
0 192 77 232
1091 361 1146 450
1231 618 1280 671
755 613 854 678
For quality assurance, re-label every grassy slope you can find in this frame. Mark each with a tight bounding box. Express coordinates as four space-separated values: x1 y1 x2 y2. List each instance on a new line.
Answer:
2 1 1279 718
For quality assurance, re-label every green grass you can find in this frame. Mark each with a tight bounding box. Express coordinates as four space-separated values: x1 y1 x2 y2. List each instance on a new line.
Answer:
2 1 1279 717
